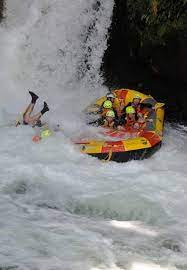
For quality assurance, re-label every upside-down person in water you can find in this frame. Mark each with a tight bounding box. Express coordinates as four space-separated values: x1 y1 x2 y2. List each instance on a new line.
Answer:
16 91 49 127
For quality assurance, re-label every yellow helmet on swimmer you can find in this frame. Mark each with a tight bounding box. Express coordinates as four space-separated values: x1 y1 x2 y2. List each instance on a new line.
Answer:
103 100 112 109
133 94 141 100
40 129 52 138
106 110 115 118
126 106 135 114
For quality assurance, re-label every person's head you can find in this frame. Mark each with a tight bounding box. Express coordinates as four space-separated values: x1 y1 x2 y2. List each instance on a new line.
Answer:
126 106 135 119
106 92 116 103
132 94 141 106
103 100 113 109
105 110 115 122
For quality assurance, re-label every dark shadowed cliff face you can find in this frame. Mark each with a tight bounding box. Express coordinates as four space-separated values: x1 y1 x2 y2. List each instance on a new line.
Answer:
0 0 4 22
103 0 187 123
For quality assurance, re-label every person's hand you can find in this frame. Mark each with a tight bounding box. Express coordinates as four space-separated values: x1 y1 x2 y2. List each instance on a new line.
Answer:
117 125 123 130
138 119 144 123
138 112 143 117
134 123 140 129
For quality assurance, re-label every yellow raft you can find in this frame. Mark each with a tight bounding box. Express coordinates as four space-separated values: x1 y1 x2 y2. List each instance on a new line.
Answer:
75 89 165 162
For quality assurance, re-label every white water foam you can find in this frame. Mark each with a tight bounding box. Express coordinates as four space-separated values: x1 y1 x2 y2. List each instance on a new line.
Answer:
0 1 187 270
0 0 111 128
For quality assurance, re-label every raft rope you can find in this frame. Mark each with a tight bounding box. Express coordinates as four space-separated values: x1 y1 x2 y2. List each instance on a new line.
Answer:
101 147 113 162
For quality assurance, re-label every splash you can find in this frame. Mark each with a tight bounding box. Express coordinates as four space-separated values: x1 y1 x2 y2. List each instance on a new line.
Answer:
0 0 113 125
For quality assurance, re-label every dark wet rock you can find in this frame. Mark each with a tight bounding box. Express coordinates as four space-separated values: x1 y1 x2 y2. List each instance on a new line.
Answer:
0 0 5 22
162 239 181 253
102 0 187 123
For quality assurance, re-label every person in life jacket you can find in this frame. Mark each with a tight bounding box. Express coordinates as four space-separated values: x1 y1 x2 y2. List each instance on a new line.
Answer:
101 100 112 113
101 110 118 129
118 106 144 130
122 94 154 122
87 100 112 127
87 100 112 126
89 109 118 129
101 100 113 115
16 91 49 127
101 92 122 117
100 96 114 114
106 93 124 118
106 92 116 102
100 100 118 120
124 94 153 113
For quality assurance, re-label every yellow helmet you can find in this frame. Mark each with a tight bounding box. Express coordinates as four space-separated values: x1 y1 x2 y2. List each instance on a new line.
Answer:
103 100 112 109
106 110 115 118
133 94 141 100
40 129 52 138
126 106 135 114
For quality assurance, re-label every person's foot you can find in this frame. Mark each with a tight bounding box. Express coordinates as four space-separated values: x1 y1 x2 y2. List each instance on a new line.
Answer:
43 101 49 111
41 102 49 115
29 91 39 103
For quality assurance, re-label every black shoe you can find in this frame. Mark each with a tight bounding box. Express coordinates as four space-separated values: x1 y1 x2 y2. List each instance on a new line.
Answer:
29 91 39 103
43 101 49 111
41 102 49 115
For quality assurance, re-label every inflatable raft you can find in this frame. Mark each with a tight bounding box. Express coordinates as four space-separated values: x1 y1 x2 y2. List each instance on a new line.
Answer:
74 89 165 162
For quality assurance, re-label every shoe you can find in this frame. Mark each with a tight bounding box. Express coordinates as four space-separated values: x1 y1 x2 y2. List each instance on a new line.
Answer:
29 91 39 103
41 102 49 115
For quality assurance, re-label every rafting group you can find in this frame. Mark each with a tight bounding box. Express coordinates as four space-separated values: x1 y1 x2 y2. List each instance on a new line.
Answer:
76 89 164 162
16 90 158 138
88 92 154 132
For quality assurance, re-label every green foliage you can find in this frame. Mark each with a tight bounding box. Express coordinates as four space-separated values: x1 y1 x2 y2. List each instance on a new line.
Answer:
127 0 187 46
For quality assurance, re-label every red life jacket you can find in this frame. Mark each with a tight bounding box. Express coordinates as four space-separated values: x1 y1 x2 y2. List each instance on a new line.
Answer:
125 116 146 131
125 117 136 128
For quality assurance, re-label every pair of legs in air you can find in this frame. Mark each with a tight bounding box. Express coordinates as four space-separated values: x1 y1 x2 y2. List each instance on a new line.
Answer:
23 91 49 127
